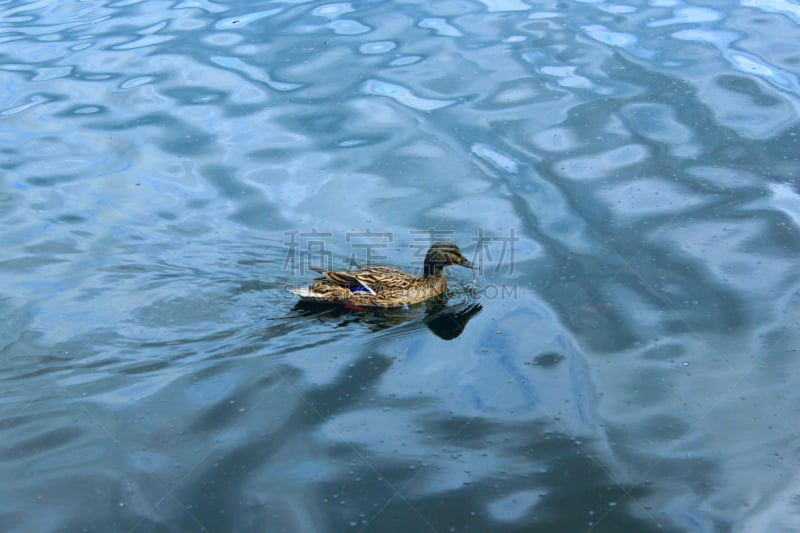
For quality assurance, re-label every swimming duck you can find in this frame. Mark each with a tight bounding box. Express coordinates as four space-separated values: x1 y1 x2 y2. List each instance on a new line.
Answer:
290 241 475 308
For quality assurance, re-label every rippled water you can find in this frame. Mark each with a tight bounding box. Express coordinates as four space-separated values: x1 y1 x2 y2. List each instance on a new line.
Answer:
2 0 799 531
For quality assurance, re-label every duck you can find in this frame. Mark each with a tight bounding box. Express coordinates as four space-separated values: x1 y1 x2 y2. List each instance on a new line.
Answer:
290 241 475 308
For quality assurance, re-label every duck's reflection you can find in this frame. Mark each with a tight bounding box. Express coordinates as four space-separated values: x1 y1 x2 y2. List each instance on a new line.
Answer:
423 301 482 339
291 297 482 340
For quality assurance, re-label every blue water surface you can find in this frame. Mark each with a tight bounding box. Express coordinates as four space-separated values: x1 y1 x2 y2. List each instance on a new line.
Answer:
1 0 799 531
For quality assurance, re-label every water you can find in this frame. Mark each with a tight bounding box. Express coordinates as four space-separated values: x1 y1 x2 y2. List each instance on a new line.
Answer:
1 0 799 530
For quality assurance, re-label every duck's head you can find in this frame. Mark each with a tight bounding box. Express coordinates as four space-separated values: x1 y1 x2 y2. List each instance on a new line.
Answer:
424 241 474 275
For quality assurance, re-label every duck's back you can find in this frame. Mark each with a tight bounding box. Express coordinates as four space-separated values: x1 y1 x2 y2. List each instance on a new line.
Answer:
303 266 446 307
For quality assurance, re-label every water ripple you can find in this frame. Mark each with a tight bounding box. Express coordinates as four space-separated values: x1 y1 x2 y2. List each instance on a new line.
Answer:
1 0 799 530
554 144 651 180
361 79 457 110
215 8 282 29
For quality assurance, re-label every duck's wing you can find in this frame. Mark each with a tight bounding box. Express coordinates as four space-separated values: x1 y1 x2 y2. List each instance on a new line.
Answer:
311 266 413 295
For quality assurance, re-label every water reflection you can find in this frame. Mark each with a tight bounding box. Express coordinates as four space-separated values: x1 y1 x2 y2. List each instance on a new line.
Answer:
423 301 483 340
291 298 483 340
1 0 799 530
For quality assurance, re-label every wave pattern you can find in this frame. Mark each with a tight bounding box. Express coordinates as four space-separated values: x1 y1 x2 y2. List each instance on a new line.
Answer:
1 0 799 530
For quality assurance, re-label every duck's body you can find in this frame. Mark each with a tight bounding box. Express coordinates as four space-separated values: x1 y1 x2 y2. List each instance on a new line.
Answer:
290 242 474 308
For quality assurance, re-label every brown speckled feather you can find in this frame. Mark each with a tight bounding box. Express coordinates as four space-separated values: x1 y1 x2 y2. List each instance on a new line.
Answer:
312 267 416 292
290 242 474 308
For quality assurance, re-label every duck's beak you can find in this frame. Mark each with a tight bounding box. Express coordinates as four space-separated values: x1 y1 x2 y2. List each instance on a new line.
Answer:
460 257 476 269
